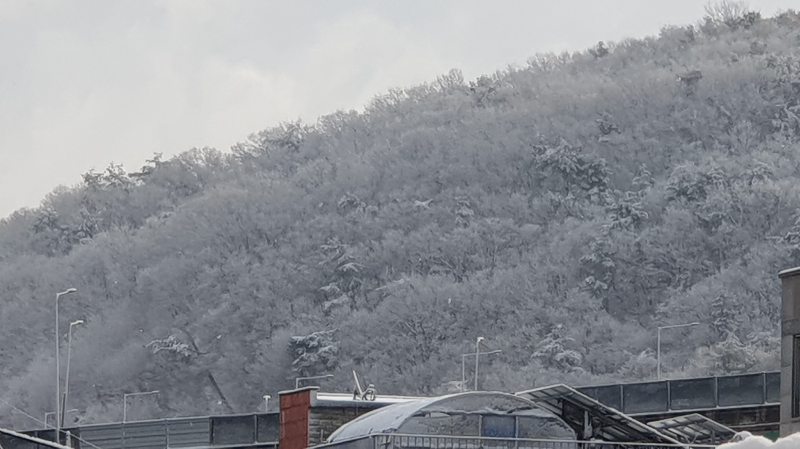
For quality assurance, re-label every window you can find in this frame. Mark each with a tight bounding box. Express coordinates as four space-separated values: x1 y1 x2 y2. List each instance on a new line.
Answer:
793 335 800 418
481 415 516 438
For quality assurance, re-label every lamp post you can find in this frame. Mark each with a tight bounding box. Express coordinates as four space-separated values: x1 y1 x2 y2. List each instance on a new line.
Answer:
657 322 700 379
61 319 84 427
55 288 77 440
262 395 272 411
123 391 159 422
461 350 502 392
44 412 56 428
295 374 333 389
474 337 484 391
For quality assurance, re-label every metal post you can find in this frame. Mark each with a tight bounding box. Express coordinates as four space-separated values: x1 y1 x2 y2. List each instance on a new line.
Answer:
62 320 83 427
55 288 77 441
294 374 333 389
460 350 502 392
461 355 466 392
657 328 662 380
45 412 56 429
656 322 700 379
474 337 483 391
123 391 159 422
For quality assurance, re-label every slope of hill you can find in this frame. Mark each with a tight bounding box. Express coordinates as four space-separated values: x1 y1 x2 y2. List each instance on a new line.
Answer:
2 5 800 428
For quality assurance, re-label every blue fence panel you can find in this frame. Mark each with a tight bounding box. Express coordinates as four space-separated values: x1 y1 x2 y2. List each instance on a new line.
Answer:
211 415 256 445
623 381 668 414
257 413 280 443
669 377 716 410
594 385 623 411
766 372 781 403
717 373 765 407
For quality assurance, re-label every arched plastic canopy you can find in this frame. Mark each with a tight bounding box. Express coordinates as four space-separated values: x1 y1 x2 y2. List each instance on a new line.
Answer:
327 391 571 443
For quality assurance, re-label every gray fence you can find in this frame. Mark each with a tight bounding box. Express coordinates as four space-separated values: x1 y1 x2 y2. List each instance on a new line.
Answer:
577 372 780 415
23 413 279 449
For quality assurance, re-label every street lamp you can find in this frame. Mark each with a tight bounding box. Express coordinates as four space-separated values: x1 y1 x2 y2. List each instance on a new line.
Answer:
62 319 84 427
657 322 700 379
262 395 272 411
123 391 159 422
461 350 502 392
55 288 77 439
295 374 334 389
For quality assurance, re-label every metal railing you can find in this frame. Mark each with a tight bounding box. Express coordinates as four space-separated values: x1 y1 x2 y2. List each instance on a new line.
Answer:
23 413 280 449
577 371 780 415
315 433 716 449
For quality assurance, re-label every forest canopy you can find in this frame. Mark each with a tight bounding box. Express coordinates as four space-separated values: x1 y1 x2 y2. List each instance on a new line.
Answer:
1 3 800 428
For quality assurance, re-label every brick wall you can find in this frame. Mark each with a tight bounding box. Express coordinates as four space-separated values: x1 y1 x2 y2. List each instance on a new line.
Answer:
279 388 314 449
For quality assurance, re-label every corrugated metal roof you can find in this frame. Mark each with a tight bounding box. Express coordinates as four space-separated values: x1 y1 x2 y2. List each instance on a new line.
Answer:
516 384 683 445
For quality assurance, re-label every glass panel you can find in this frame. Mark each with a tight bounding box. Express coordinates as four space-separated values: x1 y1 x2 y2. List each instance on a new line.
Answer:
622 381 668 413
257 413 280 442
766 372 780 404
669 377 715 410
576 387 597 399
211 415 255 445
481 415 516 438
401 414 480 436
718 373 764 407
595 385 622 410
794 336 800 417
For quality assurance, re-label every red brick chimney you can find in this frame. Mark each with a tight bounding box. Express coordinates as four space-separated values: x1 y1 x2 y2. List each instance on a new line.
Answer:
279 386 318 449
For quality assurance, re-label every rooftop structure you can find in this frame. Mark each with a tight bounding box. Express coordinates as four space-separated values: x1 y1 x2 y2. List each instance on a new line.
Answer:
517 384 682 445
648 413 736 445
326 391 575 443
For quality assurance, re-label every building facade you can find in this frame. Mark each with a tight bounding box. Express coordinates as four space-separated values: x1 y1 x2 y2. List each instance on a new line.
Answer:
779 266 800 436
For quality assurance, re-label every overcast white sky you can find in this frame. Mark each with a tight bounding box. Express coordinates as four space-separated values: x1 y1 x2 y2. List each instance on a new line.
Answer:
1 1 797 219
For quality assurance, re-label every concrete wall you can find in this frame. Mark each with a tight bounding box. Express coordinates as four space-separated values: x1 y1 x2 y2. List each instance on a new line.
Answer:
779 267 800 436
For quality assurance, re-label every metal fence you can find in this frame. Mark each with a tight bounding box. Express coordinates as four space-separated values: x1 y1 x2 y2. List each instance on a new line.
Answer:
576 372 780 415
314 433 716 449
22 413 279 449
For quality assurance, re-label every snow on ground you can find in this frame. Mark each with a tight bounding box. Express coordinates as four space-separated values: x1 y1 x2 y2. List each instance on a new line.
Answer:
718 432 800 448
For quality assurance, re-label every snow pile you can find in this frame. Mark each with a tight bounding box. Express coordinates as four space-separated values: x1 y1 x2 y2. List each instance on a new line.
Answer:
718 432 800 448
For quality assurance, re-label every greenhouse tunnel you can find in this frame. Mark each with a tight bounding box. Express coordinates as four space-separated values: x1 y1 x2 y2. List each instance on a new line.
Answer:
326 391 576 443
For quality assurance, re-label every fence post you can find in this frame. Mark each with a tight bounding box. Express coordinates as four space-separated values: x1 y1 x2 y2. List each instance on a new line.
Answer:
666 379 672 411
